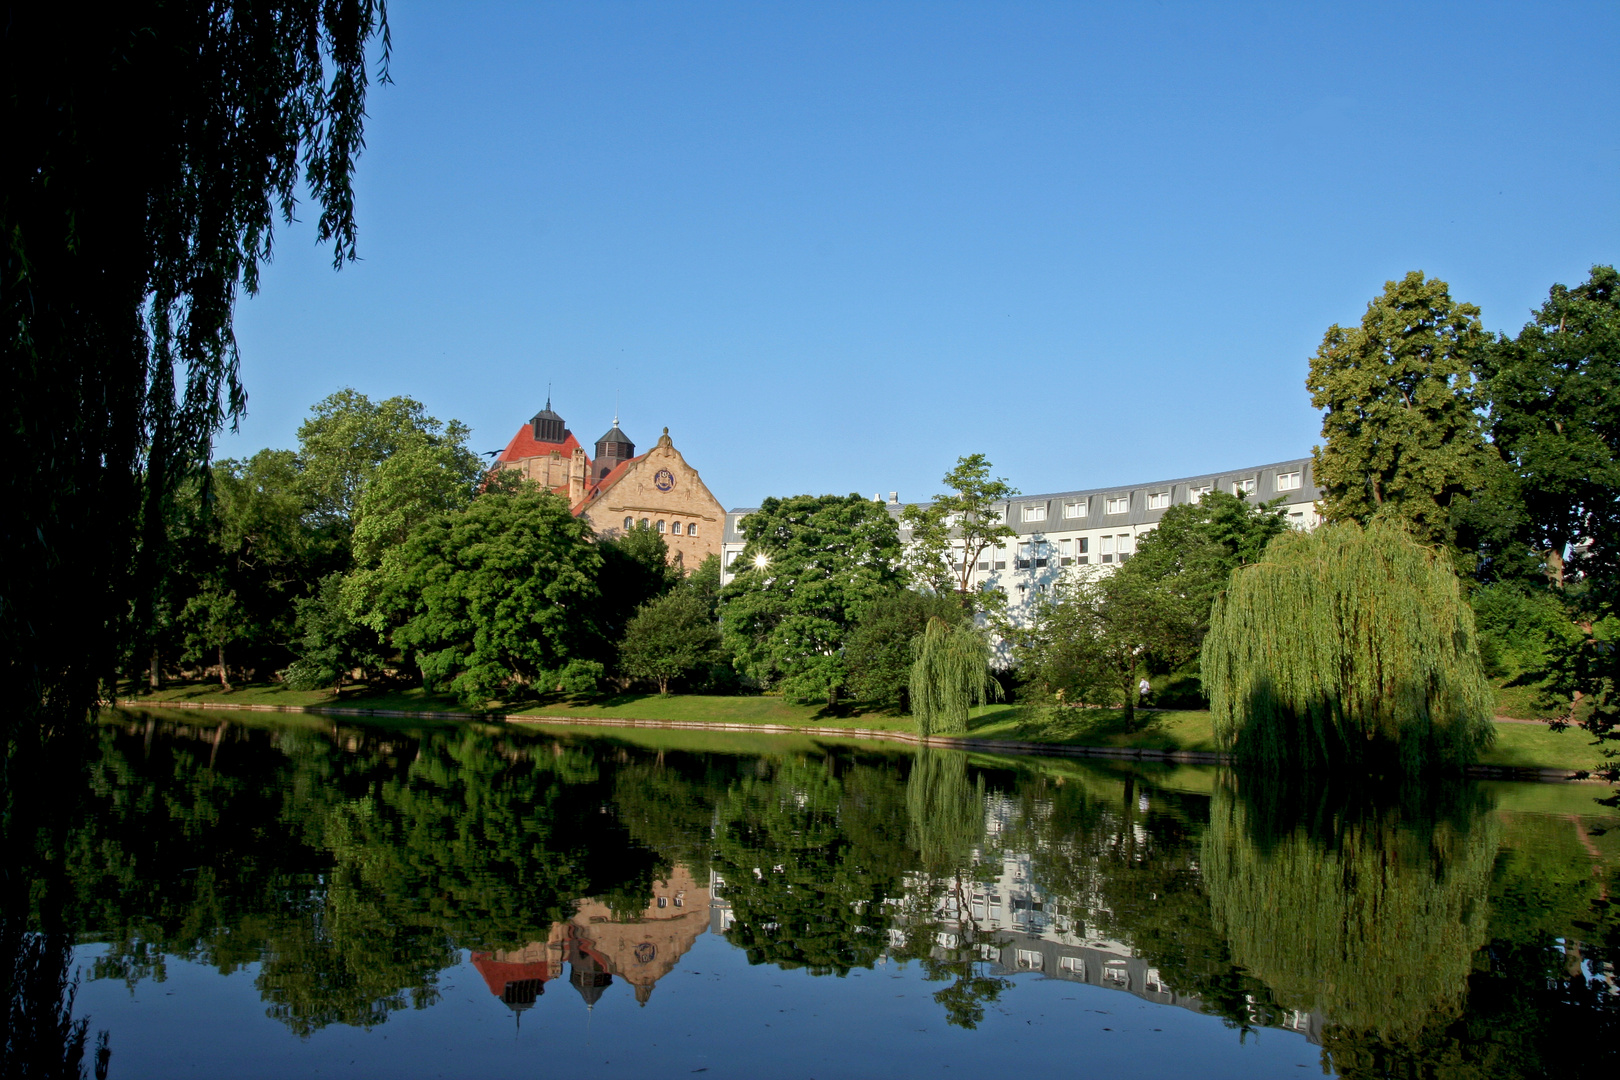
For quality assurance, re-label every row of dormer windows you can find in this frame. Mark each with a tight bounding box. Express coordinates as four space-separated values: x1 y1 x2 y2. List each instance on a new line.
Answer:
1015 469 1304 522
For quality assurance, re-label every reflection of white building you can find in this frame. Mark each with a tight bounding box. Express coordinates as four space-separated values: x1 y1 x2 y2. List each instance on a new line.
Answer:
718 457 1323 623
706 795 1326 1044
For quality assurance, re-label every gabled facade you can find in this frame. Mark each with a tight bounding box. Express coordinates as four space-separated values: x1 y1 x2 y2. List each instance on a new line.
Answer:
493 401 724 569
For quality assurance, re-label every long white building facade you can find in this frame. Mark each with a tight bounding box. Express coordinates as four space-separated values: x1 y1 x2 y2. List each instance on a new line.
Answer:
719 456 1322 622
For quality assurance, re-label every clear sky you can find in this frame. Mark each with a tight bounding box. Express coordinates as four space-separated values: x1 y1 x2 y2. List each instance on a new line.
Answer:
229 1 1618 507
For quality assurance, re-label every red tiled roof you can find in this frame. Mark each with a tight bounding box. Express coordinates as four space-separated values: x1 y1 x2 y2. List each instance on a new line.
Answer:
578 454 644 507
469 952 555 998
497 423 588 468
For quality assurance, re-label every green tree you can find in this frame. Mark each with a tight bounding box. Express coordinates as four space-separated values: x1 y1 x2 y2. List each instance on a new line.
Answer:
720 494 903 704
280 574 389 695
349 434 486 570
1307 272 1496 552
1477 265 1620 590
618 589 723 694
901 455 1018 614
844 590 964 709
1202 521 1496 772
179 586 250 691
3 4 387 743
1470 583 1581 710
1016 561 1208 730
296 391 470 535
382 490 604 707
592 523 681 665
908 618 1000 736
178 449 328 680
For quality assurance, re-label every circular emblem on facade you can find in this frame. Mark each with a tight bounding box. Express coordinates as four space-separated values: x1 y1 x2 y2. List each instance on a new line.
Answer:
653 468 675 493
634 942 657 964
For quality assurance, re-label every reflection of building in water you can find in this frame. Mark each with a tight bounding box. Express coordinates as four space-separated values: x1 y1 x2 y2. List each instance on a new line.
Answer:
471 867 709 1015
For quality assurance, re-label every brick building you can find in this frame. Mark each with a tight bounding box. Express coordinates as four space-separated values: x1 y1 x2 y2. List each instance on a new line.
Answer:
493 400 724 569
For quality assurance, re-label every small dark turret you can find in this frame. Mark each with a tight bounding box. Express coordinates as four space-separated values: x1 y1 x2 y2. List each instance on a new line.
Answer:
531 397 566 444
593 416 635 479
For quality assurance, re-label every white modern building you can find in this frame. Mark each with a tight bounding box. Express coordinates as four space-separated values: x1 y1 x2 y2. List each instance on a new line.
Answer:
719 456 1323 623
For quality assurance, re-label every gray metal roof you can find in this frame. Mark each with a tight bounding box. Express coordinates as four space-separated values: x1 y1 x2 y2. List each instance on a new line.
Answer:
722 456 1319 543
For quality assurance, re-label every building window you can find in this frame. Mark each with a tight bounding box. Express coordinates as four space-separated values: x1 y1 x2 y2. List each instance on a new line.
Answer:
725 550 739 567
1022 503 1046 523
977 560 989 571
639 517 649 528
1017 949 1044 970
624 516 634 531
1104 962 1129 987
1147 491 1170 510
1105 496 1128 514
1059 955 1085 977
1190 484 1212 501
1076 537 1089 554
669 521 682 535
1100 535 1115 562
1276 470 1302 491
1233 478 1256 495
656 520 666 533
657 896 668 908
687 522 698 537
1063 500 1086 519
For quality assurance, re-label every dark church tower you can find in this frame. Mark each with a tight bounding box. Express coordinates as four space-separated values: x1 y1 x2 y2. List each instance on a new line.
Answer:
593 416 635 479
531 399 567 444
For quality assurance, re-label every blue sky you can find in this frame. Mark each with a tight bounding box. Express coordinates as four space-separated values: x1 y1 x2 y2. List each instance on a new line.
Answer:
229 1 1618 507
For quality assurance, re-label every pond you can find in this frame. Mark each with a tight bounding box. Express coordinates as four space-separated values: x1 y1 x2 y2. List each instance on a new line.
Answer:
8 708 1619 1078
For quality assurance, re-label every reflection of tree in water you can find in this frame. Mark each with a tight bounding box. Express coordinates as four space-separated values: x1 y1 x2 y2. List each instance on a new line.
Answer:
1202 774 1498 1040
60 718 667 1036
4 730 111 1079
896 749 1009 1029
713 757 909 977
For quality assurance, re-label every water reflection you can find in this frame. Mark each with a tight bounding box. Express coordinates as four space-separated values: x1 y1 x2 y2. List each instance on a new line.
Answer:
10 711 1620 1076
1204 775 1498 1040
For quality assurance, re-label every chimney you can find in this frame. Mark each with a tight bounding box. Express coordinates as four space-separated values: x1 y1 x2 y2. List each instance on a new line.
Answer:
569 447 588 506
889 491 899 504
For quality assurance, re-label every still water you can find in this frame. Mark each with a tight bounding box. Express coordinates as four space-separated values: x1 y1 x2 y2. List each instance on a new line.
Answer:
12 709 1620 1078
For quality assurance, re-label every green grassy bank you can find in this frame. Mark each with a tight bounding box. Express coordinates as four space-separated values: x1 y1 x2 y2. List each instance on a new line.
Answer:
120 681 1613 774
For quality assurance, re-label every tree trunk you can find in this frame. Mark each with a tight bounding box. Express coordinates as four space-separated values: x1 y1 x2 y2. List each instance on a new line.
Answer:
658 676 669 695
1545 545 1566 588
1121 668 1137 732
149 649 163 690
217 642 231 691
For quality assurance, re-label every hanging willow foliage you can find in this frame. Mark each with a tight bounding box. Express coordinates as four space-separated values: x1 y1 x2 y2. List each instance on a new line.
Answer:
909 617 1000 737
1201 778 1498 1039
1200 520 1495 772
906 749 985 873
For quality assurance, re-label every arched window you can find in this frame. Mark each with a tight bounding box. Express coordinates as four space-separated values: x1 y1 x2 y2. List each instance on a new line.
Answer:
624 516 633 531
639 518 649 528
656 520 666 534
687 522 698 537
670 521 682 535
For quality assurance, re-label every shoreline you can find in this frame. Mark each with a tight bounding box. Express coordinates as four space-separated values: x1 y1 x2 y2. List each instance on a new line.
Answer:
113 697 1597 783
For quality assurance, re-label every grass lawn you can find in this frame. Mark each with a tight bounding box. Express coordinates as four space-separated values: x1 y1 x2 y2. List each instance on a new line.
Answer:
122 681 1613 773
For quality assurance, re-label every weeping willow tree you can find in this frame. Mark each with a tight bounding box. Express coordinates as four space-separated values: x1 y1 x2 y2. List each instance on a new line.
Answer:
1201 520 1494 772
908 618 1001 737
1201 776 1498 1040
